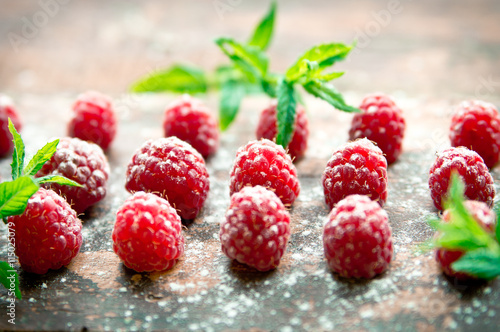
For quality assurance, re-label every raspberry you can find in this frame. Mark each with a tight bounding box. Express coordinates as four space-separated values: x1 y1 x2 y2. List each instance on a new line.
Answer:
112 192 184 272
449 100 500 168
68 91 117 151
8 188 83 274
0 94 22 157
220 186 291 271
255 102 309 161
36 137 110 214
349 93 406 164
323 195 393 278
428 147 495 211
125 137 210 220
229 139 300 207
435 200 496 280
163 95 219 158
322 138 388 210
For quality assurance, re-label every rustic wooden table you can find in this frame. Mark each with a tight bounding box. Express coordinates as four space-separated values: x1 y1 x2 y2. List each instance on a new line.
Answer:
1 0 499 331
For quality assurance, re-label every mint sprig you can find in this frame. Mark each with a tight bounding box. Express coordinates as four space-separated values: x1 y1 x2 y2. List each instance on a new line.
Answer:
429 173 500 280
129 1 277 131
216 39 360 147
8 119 24 180
275 79 297 148
131 65 208 94
0 119 82 299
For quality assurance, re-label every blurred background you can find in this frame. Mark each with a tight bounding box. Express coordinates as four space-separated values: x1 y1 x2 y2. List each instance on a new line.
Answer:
1 0 499 101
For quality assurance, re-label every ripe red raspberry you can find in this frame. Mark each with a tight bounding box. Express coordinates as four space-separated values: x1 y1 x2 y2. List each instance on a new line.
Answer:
322 138 388 210
220 186 291 271
349 93 406 164
435 200 496 280
8 188 83 274
112 191 185 272
323 195 393 279
68 91 117 151
125 137 210 220
163 95 219 159
0 94 22 157
36 137 110 214
229 139 300 207
449 100 500 168
428 147 495 211
255 102 309 161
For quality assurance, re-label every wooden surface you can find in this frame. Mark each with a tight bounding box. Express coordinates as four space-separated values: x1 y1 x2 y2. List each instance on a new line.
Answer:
1 1 500 331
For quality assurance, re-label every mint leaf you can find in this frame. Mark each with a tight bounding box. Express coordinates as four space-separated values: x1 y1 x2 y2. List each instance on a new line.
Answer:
275 79 297 148
8 118 24 180
23 139 59 177
437 173 495 251
286 42 354 82
452 248 500 280
247 0 276 51
303 80 360 113
430 173 500 280
316 71 344 82
0 176 39 220
131 65 208 94
219 79 246 131
34 175 82 187
496 220 500 243
0 262 21 299
215 38 269 83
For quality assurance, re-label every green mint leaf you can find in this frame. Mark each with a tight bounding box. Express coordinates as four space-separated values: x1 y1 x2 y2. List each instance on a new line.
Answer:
494 202 500 243
215 38 269 83
23 139 59 177
0 262 21 299
131 65 208 94
34 175 82 187
286 42 354 82
303 80 360 113
451 248 500 280
316 71 344 82
275 78 297 148
8 118 25 180
0 176 39 220
219 79 246 131
496 220 500 243
247 0 276 51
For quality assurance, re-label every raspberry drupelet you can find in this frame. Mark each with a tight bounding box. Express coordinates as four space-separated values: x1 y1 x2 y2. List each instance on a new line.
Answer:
112 191 185 272
36 137 110 214
163 94 219 159
435 200 496 280
0 94 22 157
9 188 83 274
349 93 406 164
220 186 291 271
256 102 309 161
322 138 388 210
449 100 500 168
229 138 300 207
125 137 210 220
323 194 393 279
428 147 495 211
68 91 117 151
